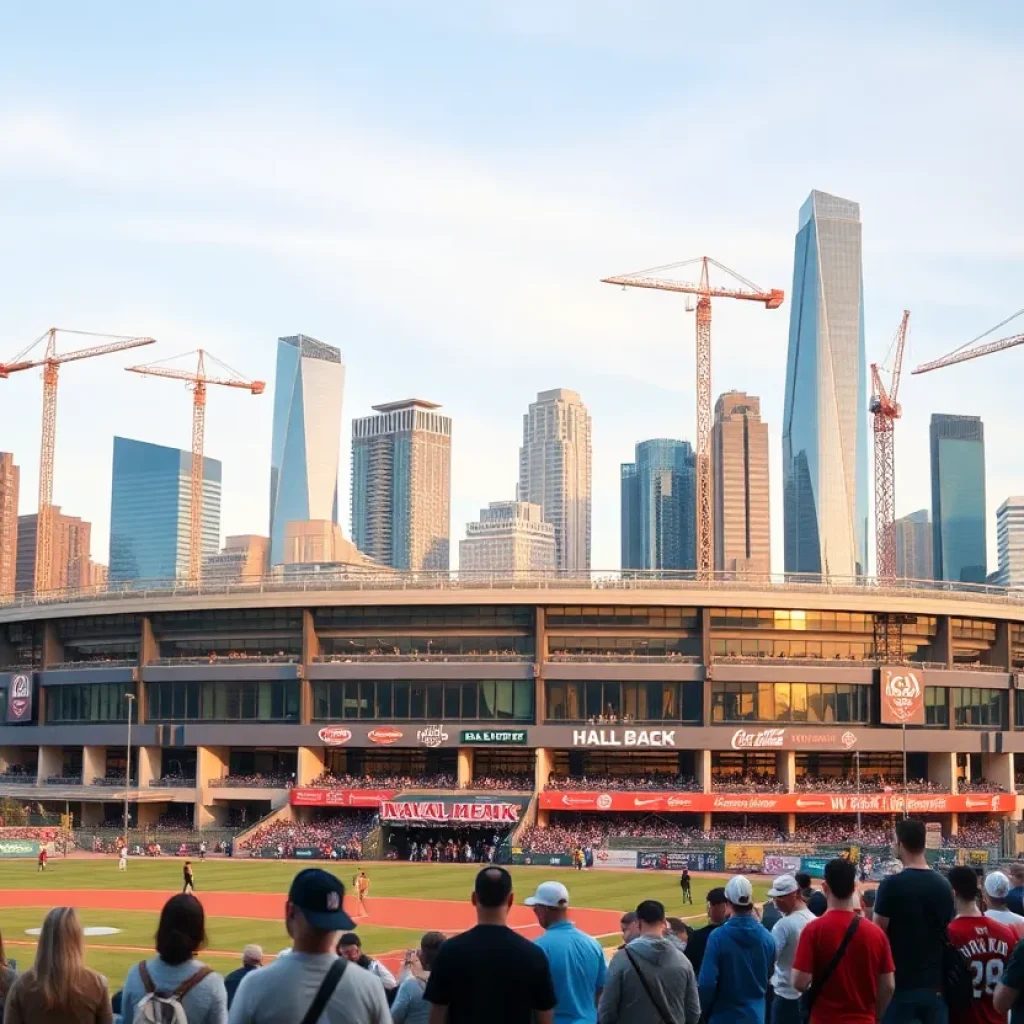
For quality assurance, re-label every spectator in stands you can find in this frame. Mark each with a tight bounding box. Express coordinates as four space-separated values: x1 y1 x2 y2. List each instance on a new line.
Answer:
861 889 876 923
697 877 775 1024
1007 863 1024 916
337 933 397 993
795 873 826 918
618 912 639 949
766 875 814 1024
791 858 894 1024
392 932 445 1024
3 906 113 1024
121 894 227 1024
667 919 691 954
0 930 17 1020
684 887 729 979
423 867 556 1024
599 900 699 1024
983 872 1024 940
229 868 388 1024
527 881 607 1024
873 819 953 1024
224 945 263 1009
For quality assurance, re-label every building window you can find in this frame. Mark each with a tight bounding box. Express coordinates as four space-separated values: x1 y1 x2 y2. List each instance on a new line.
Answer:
544 606 699 629
710 682 870 724
46 684 137 724
311 680 534 722
146 681 299 722
544 681 701 723
924 686 949 727
952 687 1006 729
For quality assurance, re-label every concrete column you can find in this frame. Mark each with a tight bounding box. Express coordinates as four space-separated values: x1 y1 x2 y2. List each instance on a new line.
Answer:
701 606 713 673
457 748 473 789
137 747 160 789
82 746 106 785
702 811 712 832
137 802 161 826
785 812 796 836
195 802 226 829
197 746 229 788
37 745 62 783
537 807 550 827
299 609 319 726
950 812 959 836
778 751 796 792
698 750 712 792
535 748 553 792
140 616 158 664
935 617 953 669
927 752 956 791
534 606 547 722
41 622 63 668
982 752 1014 793
79 803 103 826
994 623 1012 670
298 746 326 787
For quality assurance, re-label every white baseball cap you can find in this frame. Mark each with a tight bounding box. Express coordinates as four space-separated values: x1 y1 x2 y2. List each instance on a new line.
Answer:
768 875 799 898
525 881 570 909
725 875 754 906
985 872 1011 899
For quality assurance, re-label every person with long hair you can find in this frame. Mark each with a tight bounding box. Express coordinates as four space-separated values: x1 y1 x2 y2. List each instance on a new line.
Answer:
392 932 446 1024
0 929 17 1019
119 893 227 1024
3 907 111 1023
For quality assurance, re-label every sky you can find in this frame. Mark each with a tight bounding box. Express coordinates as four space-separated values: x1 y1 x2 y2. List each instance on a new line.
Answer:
1 1 1023 575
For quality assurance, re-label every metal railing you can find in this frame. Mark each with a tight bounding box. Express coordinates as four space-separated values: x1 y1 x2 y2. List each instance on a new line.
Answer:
313 653 530 663
46 659 137 670
151 655 299 665
548 653 700 663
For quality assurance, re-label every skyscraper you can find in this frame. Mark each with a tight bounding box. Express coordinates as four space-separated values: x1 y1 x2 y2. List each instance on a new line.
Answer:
997 498 1024 588
460 501 556 573
783 190 869 577
16 508 93 594
712 392 770 574
0 453 18 603
268 335 345 566
930 414 986 584
518 389 592 572
620 440 696 571
351 400 451 570
109 437 222 583
894 510 932 581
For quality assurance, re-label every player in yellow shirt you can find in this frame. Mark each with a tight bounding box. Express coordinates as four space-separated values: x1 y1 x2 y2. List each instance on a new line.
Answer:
353 869 370 917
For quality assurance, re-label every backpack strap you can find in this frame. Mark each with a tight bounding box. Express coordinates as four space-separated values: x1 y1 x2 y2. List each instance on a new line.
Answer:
138 961 155 994
299 959 347 1024
173 966 214 1001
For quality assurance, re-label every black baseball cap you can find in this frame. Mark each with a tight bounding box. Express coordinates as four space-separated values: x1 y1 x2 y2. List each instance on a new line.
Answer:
706 887 727 906
288 869 355 931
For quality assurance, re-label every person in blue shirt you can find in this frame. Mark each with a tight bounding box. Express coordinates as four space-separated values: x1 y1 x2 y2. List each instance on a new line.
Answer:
528 881 607 1024
698 876 776 1024
1007 863 1024 916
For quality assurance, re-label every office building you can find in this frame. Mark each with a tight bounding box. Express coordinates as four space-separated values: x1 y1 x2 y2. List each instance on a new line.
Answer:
460 501 556 573
713 392 770 574
518 389 592 572
203 535 270 583
282 520 376 568
15 508 93 595
0 454 18 603
783 190 869 577
620 439 696 571
351 400 451 570
997 498 1024 588
930 414 986 584
894 510 932 581
109 437 222 583
269 335 345 566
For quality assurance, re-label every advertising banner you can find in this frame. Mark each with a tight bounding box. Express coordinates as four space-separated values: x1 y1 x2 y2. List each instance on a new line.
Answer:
798 856 831 879
957 848 991 866
764 854 802 875
592 849 639 869
381 801 522 824
925 822 942 850
509 852 575 867
725 843 765 871
880 667 925 726
6 673 33 724
252 847 281 859
293 847 323 860
460 729 528 745
290 789 397 808
0 840 39 857
636 850 723 872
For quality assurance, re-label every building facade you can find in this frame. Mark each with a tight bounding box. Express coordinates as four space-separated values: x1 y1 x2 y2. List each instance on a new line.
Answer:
997 498 1024 589
0 454 18 603
460 502 556 572
621 440 696 571
203 535 270 583
16 509 93 595
931 414 986 584
269 335 345 567
895 510 933 581
518 389 592 572
712 392 770 574
783 190 869 577
109 437 222 583
351 400 451 571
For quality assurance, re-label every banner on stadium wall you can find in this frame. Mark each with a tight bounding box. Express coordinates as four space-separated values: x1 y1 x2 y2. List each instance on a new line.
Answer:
290 789 397 808
925 823 942 850
593 849 639 869
5 673 33 724
798 856 830 879
957 848 991 866
880 667 925 726
381 801 522 823
509 852 575 867
636 850 723 871
0 840 38 857
764 854 802 875
293 847 323 859
250 848 282 859
725 844 765 871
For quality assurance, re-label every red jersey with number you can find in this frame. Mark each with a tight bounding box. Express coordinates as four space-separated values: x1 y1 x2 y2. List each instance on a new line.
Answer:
947 916 1016 1024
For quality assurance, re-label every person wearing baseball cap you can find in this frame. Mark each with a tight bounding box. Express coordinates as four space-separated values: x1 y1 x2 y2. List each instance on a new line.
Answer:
697 877 776 1024
683 887 729 978
527 882 607 1024
985 870 1024 940
766 876 814 1024
228 868 390 1024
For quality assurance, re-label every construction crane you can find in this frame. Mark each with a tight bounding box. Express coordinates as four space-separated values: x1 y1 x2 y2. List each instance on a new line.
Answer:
126 351 265 582
869 311 911 581
601 257 784 576
0 329 156 595
913 308 1024 376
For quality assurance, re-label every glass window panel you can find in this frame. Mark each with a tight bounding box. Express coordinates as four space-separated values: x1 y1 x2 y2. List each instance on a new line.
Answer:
410 685 427 719
461 682 478 719
394 682 409 719
479 681 497 720
444 683 460 720
426 683 443 720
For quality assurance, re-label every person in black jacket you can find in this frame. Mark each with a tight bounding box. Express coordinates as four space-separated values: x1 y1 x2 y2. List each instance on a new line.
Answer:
684 887 729 978
223 945 263 1008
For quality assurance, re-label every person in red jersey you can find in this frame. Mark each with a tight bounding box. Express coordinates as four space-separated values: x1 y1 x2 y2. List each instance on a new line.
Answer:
948 866 1016 1024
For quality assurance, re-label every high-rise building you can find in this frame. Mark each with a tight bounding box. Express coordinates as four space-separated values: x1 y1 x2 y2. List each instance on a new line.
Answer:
0 453 18 603
713 392 770 574
620 440 696 571
894 510 932 581
460 501 556 573
16 508 93 595
783 190 869 577
203 535 270 583
109 437 222 583
282 520 375 568
518 389 592 572
351 400 451 570
930 414 986 584
268 335 345 566
997 498 1024 588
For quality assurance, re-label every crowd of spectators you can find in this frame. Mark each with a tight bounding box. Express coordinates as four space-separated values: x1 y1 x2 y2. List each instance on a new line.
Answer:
958 777 1007 793
309 771 456 790
93 772 134 787
794 774 944 793
470 773 534 791
149 774 198 788
0 765 36 782
943 819 1002 848
544 773 701 792
319 646 525 661
210 773 295 789
710 773 785 794
240 811 375 857
519 813 708 852
44 774 82 785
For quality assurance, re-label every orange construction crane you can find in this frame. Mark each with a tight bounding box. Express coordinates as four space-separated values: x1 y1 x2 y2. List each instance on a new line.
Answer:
601 257 784 576
0 328 156 595
126 350 265 582
913 308 1024 376
869 311 911 581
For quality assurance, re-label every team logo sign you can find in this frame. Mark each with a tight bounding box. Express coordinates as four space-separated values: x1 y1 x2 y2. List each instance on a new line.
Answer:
881 667 925 725
417 725 449 749
7 673 32 723
368 728 404 745
317 727 352 746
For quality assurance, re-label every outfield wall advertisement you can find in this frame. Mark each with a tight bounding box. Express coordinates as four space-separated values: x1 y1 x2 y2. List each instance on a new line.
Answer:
636 850 723 871
0 840 39 857
592 849 639 869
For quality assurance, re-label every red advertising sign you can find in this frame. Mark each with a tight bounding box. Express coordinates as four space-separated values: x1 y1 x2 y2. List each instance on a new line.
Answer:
380 801 522 823
290 788 397 808
367 728 404 745
317 727 352 746
880 667 926 726
537 791 1016 815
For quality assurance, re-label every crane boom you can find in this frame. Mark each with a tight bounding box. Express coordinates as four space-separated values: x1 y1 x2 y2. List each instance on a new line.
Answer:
913 332 1024 375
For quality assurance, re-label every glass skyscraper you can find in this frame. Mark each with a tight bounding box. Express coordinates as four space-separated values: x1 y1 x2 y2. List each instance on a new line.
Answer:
620 439 696 571
931 414 986 583
109 437 222 582
268 335 345 566
783 190 869 577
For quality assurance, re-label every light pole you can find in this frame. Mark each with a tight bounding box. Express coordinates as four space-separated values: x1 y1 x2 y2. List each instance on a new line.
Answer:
123 693 136 851
855 750 862 843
